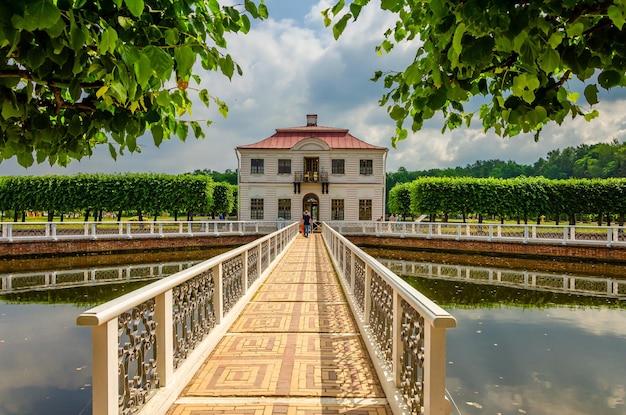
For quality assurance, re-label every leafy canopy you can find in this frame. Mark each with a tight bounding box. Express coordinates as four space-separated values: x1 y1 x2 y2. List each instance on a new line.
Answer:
0 0 267 167
323 0 626 146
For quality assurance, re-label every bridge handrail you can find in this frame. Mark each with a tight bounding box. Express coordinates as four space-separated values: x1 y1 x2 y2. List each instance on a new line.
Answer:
0 220 284 242
327 221 626 247
321 223 456 415
76 222 299 415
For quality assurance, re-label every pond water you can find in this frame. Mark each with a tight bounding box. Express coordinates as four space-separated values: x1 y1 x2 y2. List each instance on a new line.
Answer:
1 250 625 415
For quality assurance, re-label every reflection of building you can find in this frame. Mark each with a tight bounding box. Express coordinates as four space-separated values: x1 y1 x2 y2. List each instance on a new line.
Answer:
236 114 388 222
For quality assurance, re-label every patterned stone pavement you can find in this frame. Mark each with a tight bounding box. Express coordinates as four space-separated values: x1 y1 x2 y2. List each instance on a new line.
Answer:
166 233 392 415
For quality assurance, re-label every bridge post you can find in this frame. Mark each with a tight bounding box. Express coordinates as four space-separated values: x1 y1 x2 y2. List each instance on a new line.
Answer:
156 291 173 386
391 291 402 387
91 319 118 415
213 264 223 324
424 325 451 415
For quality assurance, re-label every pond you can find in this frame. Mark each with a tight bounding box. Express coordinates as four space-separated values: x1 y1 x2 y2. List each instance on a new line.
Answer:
1 249 625 415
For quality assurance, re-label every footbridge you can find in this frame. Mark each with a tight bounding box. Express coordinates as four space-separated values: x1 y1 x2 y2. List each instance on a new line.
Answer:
77 222 456 415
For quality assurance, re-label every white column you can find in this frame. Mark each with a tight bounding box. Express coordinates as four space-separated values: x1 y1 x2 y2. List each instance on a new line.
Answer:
424 325 451 415
91 319 118 415
156 291 173 386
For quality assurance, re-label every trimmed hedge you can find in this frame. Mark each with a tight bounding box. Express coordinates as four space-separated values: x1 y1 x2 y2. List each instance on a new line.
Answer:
388 177 626 225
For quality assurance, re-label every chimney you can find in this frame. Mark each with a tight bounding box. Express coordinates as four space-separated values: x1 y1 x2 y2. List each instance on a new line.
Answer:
306 114 317 126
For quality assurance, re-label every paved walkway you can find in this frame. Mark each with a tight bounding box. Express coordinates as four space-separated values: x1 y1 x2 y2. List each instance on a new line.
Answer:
166 233 392 414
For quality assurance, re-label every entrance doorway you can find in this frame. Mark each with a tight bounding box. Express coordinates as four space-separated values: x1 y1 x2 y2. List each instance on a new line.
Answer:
303 193 319 224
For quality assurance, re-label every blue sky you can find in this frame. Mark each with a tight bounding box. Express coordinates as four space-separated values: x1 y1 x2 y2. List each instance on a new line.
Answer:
1 0 625 176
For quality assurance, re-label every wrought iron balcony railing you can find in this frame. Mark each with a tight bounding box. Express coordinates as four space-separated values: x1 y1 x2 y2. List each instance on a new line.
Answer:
294 170 329 183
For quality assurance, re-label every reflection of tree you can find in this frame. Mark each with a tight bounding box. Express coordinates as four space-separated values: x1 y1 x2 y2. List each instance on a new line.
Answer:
405 276 626 310
0 281 151 306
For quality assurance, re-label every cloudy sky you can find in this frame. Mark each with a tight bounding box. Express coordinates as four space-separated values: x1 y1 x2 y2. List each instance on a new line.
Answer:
2 0 626 176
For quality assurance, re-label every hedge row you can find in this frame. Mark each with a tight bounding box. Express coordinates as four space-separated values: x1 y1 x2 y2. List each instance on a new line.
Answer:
0 173 236 221
387 177 626 225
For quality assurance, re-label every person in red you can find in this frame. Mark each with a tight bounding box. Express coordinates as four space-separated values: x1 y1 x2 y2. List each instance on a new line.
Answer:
302 210 311 237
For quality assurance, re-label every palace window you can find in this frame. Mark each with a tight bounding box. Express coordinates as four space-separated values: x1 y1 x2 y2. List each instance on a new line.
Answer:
251 198 264 219
332 159 345 174
278 199 291 220
331 199 345 220
359 199 372 221
359 159 373 175
278 159 291 174
251 159 264 174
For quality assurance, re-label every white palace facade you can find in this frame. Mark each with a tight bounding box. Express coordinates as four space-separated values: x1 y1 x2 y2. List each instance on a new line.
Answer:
235 114 388 222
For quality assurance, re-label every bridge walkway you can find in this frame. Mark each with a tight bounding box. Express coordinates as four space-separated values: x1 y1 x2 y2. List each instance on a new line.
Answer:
165 233 392 414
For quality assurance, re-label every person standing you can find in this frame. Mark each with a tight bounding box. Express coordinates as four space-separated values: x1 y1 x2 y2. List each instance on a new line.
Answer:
302 210 311 237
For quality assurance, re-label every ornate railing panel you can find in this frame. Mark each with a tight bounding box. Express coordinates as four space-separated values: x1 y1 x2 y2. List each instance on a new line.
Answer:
369 270 394 366
247 247 260 285
172 270 215 369
222 255 244 314
353 256 365 312
77 222 298 415
118 300 160 414
400 298 425 415
326 221 626 248
322 223 456 415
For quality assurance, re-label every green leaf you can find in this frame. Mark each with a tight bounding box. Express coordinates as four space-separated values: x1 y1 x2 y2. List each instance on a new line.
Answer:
152 125 164 147
538 48 559 73
175 45 196 78
584 84 599 105
2 100 22 119
404 61 421 85
143 45 173 81
24 0 61 30
208 0 220 14
333 14 351 40
566 22 584 37
134 53 152 88
219 54 235 79
108 144 117 161
598 70 621 89
124 0 144 18
17 151 35 168
608 5 626 30
332 0 345 16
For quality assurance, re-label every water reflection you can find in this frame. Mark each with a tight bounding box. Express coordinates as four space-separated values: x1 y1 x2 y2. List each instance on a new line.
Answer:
391 261 626 415
0 252 216 415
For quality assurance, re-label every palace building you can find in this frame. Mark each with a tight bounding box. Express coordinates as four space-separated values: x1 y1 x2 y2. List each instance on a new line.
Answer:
235 114 388 222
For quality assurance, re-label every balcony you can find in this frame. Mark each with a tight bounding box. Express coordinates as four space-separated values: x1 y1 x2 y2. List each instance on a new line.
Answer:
294 170 328 183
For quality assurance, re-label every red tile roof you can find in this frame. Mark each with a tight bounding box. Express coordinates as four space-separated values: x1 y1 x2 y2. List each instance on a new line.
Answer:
236 125 387 150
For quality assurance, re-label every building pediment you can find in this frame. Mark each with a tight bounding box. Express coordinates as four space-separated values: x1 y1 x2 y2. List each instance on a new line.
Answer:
292 137 330 151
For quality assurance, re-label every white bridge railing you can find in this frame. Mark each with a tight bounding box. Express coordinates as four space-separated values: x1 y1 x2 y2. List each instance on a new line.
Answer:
76 222 298 415
322 223 457 415
0 220 287 242
327 221 626 247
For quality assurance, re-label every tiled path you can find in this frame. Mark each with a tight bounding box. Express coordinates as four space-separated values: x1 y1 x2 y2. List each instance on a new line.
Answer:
166 233 392 415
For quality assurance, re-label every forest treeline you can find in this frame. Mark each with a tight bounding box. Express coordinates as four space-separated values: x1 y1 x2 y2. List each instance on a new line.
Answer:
386 139 626 193
0 173 237 222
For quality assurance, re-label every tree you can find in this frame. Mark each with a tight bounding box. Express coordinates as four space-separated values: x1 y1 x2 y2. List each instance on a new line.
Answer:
324 0 626 145
0 0 267 167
